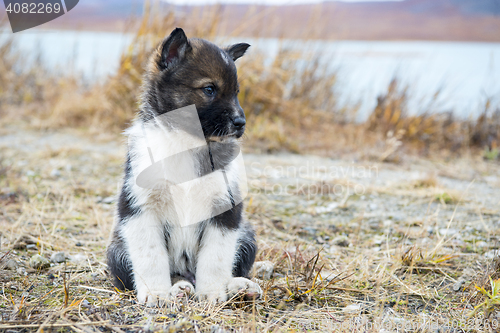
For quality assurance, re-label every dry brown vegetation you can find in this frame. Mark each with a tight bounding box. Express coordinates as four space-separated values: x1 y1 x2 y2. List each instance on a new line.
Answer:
1 131 500 331
367 78 500 155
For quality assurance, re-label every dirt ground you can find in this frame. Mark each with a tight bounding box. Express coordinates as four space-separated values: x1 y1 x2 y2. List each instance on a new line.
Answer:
0 125 499 332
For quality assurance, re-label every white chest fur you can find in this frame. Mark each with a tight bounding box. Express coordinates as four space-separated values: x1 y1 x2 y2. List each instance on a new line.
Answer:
125 120 242 228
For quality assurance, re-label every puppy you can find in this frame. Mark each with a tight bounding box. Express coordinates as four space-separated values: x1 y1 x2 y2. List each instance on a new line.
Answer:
106 28 261 306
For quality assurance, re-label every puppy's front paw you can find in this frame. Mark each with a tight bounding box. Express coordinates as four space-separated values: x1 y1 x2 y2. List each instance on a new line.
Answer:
137 287 170 307
227 277 262 300
168 280 194 300
196 287 228 303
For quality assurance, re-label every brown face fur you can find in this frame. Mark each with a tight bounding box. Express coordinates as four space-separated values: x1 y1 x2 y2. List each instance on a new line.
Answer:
140 28 250 140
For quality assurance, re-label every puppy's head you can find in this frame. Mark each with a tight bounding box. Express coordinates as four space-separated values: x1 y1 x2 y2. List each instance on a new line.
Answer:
142 28 250 141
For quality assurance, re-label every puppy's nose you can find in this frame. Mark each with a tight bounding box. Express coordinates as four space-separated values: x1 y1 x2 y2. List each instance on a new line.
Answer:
232 117 246 128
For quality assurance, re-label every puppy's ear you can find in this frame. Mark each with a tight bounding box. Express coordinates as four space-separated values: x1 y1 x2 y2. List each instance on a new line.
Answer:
159 28 191 70
225 43 250 62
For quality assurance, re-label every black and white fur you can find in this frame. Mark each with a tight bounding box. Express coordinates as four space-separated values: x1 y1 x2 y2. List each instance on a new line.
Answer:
106 28 260 306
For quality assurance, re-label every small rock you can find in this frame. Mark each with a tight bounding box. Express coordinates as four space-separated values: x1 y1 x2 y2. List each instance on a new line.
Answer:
461 268 475 279
484 249 500 259
321 270 339 281
50 169 61 177
81 300 91 308
302 227 317 235
50 251 66 263
368 203 378 210
383 220 393 227
29 254 50 270
5 259 19 270
389 213 404 222
349 222 359 229
439 228 458 236
452 279 465 292
315 202 338 214
389 316 406 324
368 219 380 230
101 196 115 204
211 325 229 333
332 235 350 247
373 235 385 245
343 303 361 313
254 261 274 280
328 225 340 233
69 254 87 265
26 170 35 177
13 236 37 249
327 246 339 255
26 244 38 250
316 236 325 244
421 237 432 244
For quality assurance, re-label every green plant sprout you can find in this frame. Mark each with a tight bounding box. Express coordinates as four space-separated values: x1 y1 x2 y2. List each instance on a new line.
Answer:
469 276 500 318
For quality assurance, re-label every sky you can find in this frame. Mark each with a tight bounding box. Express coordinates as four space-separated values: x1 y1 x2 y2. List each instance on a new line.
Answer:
161 0 404 5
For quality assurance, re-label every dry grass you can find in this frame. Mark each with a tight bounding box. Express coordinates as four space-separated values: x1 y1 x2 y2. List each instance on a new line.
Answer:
367 78 500 155
1 129 500 331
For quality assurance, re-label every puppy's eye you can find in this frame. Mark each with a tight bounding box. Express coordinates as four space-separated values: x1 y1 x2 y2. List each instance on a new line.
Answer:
202 86 216 97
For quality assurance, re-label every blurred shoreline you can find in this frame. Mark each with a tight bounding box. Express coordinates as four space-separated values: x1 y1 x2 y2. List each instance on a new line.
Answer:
1 5 499 159
3 28 499 121
8 0 499 42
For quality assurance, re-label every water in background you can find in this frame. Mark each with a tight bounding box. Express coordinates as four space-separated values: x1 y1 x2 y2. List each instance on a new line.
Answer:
3 29 500 120
1 29 133 82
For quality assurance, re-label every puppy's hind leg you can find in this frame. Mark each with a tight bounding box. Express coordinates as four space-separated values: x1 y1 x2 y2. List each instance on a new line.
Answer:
229 224 261 299
107 229 134 291
232 222 257 279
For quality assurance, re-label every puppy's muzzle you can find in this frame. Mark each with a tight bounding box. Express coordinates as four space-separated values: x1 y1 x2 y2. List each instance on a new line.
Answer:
232 117 246 129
